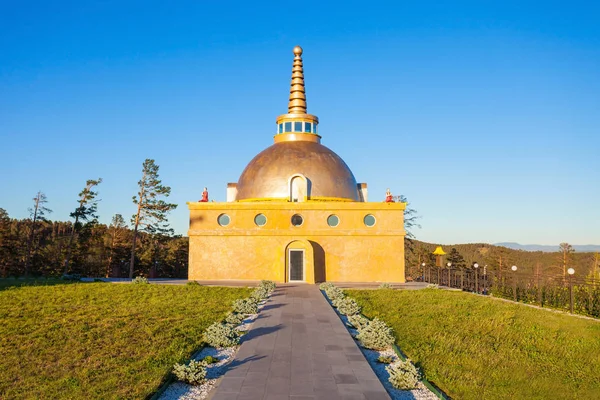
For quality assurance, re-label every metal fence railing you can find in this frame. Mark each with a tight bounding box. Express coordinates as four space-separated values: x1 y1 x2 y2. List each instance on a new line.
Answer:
412 266 600 318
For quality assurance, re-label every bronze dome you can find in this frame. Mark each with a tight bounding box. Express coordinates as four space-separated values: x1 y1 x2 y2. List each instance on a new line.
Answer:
236 140 360 201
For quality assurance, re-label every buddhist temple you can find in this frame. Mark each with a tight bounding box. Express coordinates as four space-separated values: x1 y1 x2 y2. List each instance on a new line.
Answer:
188 46 406 283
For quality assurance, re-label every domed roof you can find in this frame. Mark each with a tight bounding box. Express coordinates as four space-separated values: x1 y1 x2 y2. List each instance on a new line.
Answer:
236 141 360 201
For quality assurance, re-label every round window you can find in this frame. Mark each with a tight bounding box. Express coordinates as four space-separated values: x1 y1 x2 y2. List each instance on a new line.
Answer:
327 214 340 227
364 214 376 227
254 213 267 227
217 214 230 227
291 214 304 226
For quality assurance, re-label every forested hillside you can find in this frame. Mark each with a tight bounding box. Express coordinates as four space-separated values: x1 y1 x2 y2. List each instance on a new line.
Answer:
0 208 187 278
406 239 599 281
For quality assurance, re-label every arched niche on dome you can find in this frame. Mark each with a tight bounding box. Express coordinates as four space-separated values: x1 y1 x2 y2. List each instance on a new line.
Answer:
288 174 311 202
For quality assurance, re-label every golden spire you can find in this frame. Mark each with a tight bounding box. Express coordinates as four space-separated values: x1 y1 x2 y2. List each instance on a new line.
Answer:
288 46 307 114
275 46 320 143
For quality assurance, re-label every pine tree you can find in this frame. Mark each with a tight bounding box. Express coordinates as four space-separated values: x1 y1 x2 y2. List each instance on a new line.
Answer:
446 248 466 269
0 208 12 277
129 159 177 279
25 191 52 277
64 178 102 274
105 214 129 277
559 243 575 282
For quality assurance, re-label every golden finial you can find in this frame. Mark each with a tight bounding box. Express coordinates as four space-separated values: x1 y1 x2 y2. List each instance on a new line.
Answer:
288 45 307 114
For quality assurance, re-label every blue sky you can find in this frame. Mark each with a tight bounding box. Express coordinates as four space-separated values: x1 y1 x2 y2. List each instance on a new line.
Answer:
1 1 598 246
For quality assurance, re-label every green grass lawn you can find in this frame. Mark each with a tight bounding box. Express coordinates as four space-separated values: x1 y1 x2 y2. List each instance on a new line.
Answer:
348 288 600 400
0 282 251 399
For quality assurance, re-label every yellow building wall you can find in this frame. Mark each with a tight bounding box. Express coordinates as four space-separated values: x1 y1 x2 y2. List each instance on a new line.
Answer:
188 201 406 283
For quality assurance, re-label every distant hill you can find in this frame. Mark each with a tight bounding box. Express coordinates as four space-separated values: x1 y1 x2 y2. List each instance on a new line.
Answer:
494 242 600 253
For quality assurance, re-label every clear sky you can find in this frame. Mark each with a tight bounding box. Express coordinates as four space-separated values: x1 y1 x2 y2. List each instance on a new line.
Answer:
1 1 598 246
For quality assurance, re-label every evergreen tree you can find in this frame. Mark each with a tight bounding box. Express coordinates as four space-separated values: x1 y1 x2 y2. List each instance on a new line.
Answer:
105 214 129 277
64 178 102 274
0 208 13 277
25 191 52 277
129 159 177 278
558 242 575 282
446 247 466 269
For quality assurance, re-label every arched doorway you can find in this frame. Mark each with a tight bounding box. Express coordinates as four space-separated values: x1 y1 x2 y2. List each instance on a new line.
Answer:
285 239 315 283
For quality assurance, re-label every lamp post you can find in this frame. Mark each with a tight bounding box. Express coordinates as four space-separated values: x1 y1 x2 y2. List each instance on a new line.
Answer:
568 268 575 314
446 262 452 287
511 265 518 301
421 262 426 282
483 265 487 294
474 263 479 294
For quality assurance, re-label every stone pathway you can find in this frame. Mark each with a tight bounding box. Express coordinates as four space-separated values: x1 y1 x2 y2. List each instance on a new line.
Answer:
209 284 390 400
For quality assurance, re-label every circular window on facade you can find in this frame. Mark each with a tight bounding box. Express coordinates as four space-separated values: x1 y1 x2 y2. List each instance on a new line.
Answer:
364 214 376 227
254 213 267 227
217 214 230 227
291 214 304 226
327 214 340 227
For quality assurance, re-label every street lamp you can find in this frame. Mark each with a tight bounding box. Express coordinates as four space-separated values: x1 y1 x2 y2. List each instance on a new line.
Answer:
474 263 479 294
421 262 426 282
568 268 575 313
511 265 518 301
446 262 452 287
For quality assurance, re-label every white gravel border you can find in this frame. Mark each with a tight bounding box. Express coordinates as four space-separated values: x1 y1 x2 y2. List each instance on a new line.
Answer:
158 299 267 400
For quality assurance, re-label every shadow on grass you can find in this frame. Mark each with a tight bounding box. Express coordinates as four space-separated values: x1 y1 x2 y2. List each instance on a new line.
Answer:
0 278 79 291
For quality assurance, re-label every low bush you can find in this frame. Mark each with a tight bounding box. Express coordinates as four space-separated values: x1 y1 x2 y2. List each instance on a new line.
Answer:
348 314 370 330
251 286 269 301
259 280 276 293
386 359 421 390
204 322 240 348
426 283 439 289
336 297 361 316
225 312 244 326
325 286 345 301
379 283 392 289
377 355 394 364
233 298 259 315
132 276 149 285
356 317 395 350
319 282 335 291
186 280 201 286
172 359 207 385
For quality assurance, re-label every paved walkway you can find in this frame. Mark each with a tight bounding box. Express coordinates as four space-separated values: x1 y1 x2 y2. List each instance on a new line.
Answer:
210 284 390 400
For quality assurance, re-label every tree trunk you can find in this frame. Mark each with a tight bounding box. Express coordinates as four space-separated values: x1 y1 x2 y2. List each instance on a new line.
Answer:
24 196 40 277
129 202 142 279
63 217 79 274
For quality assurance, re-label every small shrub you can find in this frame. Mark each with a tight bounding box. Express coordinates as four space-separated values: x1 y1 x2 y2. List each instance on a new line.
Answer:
356 317 395 350
251 286 269 301
225 312 244 326
319 282 335 291
132 276 149 285
233 298 259 315
348 314 370 330
377 355 394 364
386 359 421 390
259 280 276 293
426 283 439 289
186 280 201 286
173 359 207 385
336 297 361 316
204 322 240 348
325 286 345 301
203 355 218 364
379 282 392 289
